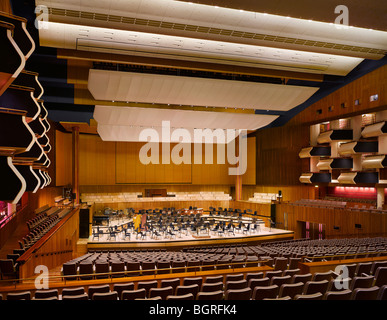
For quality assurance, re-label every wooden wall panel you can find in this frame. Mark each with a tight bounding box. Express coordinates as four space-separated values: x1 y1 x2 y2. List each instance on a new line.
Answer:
79 134 116 185
55 130 72 186
242 137 256 185
192 143 234 185
290 64 387 126
116 142 191 184
276 203 387 239
255 122 310 186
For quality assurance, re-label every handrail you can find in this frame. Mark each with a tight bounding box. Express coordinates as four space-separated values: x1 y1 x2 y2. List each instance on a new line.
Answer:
0 204 27 229
16 207 78 264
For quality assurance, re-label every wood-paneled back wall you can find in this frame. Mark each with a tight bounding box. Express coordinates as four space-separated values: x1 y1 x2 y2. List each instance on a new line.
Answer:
290 64 387 126
276 203 387 239
56 132 256 187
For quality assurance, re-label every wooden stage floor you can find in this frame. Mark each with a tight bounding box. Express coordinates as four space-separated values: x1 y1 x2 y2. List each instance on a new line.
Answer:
86 226 294 251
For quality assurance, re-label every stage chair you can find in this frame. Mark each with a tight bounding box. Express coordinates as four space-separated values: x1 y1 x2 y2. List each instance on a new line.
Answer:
312 270 334 282
225 274 244 282
374 267 387 287
245 272 264 283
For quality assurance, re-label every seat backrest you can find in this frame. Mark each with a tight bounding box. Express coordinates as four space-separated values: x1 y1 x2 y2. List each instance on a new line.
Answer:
176 284 199 297
149 286 174 300
88 284 110 299
245 272 264 283
252 285 279 300
201 282 223 292
183 277 203 287
249 277 270 290
62 293 89 300
34 289 58 299
303 280 329 295
160 278 180 291
92 291 118 300
374 267 387 287
312 270 333 282
377 284 387 300
350 276 375 291
197 290 223 300
225 287 252 300
61 286 85 297
274 257 288 271
6 291 31 300
166 293 194 300
225 279 248 291
137 280 158 296
351 286 380 300
278 282 304 299
323 289 352 300
292 273 312 284
294 292 323 300
355 262 373 276
270 275 292 287
225 274 244 282
113 283 135 299
121 288 146 300
205 275 223 283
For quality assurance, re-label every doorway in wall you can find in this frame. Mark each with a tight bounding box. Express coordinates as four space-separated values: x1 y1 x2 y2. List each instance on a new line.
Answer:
300 221 325 240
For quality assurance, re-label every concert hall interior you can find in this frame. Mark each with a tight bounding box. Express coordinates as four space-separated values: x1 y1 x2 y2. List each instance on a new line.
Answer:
1 0 387 303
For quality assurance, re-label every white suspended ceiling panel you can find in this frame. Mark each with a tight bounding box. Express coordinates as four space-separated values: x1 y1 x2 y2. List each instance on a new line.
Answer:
36 0 387 60
88 69 319 111
93 105 277 143
39 21 363 76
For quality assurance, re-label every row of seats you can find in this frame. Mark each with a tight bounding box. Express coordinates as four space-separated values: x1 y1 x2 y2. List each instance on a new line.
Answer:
3 267 387 300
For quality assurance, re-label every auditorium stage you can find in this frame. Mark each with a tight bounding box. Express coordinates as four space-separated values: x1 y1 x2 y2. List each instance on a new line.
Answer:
85 226 294 251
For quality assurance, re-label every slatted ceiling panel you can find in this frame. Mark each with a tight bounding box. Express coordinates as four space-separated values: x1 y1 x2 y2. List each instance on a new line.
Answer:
39 0 387 59
89 70 318 111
